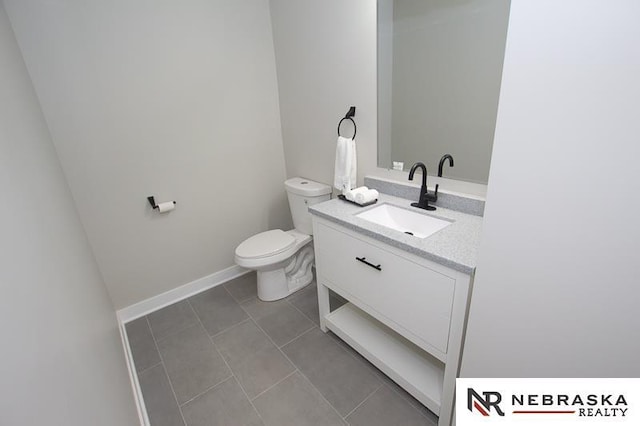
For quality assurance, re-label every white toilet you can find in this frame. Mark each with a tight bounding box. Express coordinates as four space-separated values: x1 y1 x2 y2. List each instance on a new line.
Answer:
235 177 332 301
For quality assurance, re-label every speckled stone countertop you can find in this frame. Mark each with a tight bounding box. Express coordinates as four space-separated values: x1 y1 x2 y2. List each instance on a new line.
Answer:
309 193 483 274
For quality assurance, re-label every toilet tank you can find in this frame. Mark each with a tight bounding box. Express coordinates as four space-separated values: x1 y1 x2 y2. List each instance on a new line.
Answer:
285 177 331 235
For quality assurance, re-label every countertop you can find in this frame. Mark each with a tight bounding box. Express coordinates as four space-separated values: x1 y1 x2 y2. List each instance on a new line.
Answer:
309 193 483 274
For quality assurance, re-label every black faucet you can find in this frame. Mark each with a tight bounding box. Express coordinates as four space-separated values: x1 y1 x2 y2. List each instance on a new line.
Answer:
438 154 454 177
408 162 438 211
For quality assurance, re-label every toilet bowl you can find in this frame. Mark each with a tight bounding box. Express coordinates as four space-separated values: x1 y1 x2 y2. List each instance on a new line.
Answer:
235 229 314 301
234 177 331 301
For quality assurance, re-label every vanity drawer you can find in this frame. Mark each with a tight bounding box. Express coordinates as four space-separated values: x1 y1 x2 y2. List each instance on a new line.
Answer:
314 221 455 354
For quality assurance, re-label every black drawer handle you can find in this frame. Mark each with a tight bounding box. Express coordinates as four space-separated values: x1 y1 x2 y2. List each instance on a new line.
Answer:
356 256 382 271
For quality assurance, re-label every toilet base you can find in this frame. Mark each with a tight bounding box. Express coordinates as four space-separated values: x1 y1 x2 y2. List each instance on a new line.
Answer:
256 244 314 301
256 268 313 301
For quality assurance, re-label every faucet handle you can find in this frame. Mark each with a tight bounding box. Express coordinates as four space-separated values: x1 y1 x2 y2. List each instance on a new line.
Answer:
426 184 439 202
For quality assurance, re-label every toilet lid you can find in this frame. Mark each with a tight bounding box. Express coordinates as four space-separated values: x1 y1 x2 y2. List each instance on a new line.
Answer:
236 229 296 259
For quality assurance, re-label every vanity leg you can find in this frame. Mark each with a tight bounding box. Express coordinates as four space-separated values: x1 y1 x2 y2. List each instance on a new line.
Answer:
317 282 330 332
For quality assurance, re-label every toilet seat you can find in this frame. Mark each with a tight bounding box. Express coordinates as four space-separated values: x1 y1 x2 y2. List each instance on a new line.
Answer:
235 229 312 270
235 229 296 260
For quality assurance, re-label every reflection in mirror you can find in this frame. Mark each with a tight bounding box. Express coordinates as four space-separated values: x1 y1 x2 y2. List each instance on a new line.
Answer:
378 0 511 184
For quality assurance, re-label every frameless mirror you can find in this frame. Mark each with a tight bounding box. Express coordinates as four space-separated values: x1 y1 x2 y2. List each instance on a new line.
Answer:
377 0 510 184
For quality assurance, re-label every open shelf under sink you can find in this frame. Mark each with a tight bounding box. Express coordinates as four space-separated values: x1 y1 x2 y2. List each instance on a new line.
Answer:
325 302 444 415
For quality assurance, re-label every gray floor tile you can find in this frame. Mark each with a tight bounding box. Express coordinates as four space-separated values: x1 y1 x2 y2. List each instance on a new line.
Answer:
326 330 386 378
252 372 346 426
126 317 161 372
224 272 258 303
213 320 294 399
211 320 270 361
326 330 354 352
288 282 320 325
181 377 264 426
383 380 439 423
288 283 345 326
232 346 296 400
138 364 185 426
135 284 437 426
327 333 436 421
282 328 381 416
241 298 314 347
189 286 248 336
346 385 433 426
156 324 231 404
148 300 199 341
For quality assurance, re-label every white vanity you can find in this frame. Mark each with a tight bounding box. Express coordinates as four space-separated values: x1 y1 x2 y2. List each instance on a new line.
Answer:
309 185 482 426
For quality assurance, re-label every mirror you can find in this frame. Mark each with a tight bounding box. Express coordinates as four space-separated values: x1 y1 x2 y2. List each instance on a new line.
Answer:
377 0 511 184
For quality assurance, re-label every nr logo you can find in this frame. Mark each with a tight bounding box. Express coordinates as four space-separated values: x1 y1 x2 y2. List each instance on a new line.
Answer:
467 388 506 417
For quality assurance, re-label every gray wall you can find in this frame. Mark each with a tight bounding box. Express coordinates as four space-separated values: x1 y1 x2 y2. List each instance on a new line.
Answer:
5 0 291 309
269 0 378 189
461 0 640 377
0 3 138 424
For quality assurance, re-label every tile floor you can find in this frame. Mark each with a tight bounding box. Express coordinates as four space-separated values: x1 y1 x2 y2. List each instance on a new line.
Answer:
126 272 438 426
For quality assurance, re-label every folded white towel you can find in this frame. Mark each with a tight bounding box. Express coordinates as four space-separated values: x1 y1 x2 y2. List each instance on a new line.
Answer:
345 186 369 202
334 136 357 194
355 189 379 205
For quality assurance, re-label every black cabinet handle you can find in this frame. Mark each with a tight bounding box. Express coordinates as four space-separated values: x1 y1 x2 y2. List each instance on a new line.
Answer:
355 256 382 271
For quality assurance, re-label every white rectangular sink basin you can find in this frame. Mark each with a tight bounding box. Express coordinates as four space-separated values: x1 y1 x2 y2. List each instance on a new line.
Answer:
355 204 452 238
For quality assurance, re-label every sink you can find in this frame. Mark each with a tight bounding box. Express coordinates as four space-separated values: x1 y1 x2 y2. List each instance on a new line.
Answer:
355 204 452 238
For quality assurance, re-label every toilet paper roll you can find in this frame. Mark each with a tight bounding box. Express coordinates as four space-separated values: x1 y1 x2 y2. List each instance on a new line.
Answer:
157 201 176 213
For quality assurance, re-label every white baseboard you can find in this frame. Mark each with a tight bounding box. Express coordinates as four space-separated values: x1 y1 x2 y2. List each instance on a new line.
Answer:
118 320 151 426
117 264 249 324
116 264 250 426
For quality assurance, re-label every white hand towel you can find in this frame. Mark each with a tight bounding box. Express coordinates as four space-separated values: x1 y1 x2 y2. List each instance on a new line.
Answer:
355 189 379 205
334 136 357 194
345 186 369 202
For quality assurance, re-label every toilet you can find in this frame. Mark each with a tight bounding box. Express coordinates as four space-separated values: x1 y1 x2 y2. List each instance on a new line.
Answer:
234 177 332 301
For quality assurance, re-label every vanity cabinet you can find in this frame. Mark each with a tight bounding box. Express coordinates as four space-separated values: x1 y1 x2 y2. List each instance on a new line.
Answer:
312 216 472 426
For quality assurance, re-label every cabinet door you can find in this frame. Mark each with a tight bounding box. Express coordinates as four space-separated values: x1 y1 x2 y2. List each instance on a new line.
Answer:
314 221 455 354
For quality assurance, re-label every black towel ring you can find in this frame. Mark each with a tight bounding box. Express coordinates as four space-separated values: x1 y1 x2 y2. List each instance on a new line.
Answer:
337 106 357 140
337 117 356 140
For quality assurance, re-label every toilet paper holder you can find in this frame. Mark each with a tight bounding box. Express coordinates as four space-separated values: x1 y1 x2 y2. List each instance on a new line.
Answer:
147 196 176 210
